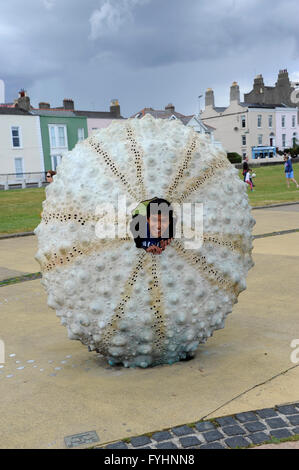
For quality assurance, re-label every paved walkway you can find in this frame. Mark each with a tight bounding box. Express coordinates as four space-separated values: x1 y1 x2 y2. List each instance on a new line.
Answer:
252 204 299 236
0 236 39 281
0 204 298 449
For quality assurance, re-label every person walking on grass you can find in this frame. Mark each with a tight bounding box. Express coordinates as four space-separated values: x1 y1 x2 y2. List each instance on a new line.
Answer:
242 156 255 187
283 154 299 189
244 169 254 191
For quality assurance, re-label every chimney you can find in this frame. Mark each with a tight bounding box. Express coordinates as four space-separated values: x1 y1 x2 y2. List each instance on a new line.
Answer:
276 69 290 87
63 99 74 110
205 88 215 108
39 102 50 109
165 103 175 113
230 81 240 103
15 89 31 111
110 99 120 118
253 74 264 93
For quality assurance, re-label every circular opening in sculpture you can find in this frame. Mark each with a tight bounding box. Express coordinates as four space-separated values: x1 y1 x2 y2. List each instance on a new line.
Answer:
130 197 175 254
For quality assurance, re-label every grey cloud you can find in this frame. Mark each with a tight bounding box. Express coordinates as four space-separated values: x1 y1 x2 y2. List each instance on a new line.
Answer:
0 0 298 114
88 0 299 67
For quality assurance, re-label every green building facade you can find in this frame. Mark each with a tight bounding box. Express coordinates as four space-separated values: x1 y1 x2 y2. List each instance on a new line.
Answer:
33 111 88 171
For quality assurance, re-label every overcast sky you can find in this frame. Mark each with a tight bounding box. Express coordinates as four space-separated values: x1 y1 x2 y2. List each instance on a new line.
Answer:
1 0 298 116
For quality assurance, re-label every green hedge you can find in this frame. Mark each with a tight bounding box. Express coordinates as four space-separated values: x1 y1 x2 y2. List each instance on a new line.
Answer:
227 152 242 163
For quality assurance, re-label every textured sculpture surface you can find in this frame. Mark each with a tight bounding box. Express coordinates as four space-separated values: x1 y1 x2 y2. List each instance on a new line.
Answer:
35 115 255 368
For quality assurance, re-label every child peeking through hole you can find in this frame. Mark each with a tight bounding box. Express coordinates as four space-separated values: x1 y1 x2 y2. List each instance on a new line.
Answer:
130 198 175 255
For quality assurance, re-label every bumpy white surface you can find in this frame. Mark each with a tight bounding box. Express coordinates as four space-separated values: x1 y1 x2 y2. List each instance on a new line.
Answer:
35 114 255 368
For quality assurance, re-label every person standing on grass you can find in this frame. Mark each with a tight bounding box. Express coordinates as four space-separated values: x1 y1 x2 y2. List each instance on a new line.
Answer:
283 155 299 189
242 157 249 181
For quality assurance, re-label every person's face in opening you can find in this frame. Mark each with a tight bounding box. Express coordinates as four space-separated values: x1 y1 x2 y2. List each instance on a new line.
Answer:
147 213 170 238
46 172 53 183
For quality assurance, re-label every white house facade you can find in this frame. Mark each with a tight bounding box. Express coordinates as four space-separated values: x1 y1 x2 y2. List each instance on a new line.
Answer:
201 81 298 161
275 107 298 150
0 109 44 179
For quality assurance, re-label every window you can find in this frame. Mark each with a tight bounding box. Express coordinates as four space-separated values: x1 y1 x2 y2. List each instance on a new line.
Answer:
50 126 56 147
282 134 286 147
293 132 297 146
58 126 65 147
11 126 21 148
268 115 272 128
241 115 246 128
257 115 262 128
281 115 286 128
51 155 62 171
14 157 24 178
242 152 247 158
48 125 67 148
242 135 246 146
258 134 263 145
292 115 296 128
78 128 84 141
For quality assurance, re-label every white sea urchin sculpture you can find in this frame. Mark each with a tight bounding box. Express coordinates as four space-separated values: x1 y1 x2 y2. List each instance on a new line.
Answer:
34 114 255 368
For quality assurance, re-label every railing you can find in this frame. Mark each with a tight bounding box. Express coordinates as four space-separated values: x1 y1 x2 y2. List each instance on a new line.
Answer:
0 172 47 190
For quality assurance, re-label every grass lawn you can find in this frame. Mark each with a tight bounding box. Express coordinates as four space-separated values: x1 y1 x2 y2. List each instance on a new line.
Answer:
0 164 299 234
242 162 299 207
0 187 45 234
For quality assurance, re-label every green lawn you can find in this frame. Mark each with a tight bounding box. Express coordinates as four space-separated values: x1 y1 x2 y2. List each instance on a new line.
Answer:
0 164 299 234
241 162 299 206
0 187 45 234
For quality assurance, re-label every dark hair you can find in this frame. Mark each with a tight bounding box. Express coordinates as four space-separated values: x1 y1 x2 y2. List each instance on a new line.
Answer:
46 170 56 177
130 198 175 247
146 198 172 218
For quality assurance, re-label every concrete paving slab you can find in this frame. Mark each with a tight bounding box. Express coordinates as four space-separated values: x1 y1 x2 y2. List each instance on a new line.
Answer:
253 231 299 257
0 233 298 448
254 441 299 449
253 209 299 236
263 203 299 212
0 235 38 274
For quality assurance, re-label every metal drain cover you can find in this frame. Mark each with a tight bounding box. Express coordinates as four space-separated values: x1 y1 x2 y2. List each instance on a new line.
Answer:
64 431 99 448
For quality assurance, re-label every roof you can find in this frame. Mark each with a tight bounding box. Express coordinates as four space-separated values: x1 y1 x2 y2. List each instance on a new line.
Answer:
74 110 123 119
245 103 286 109
0 107 31 115
31 109 77 117
191 115 216 132
131 107 187 120
203 122 216 131
180 116 193 125
208 102 289 114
